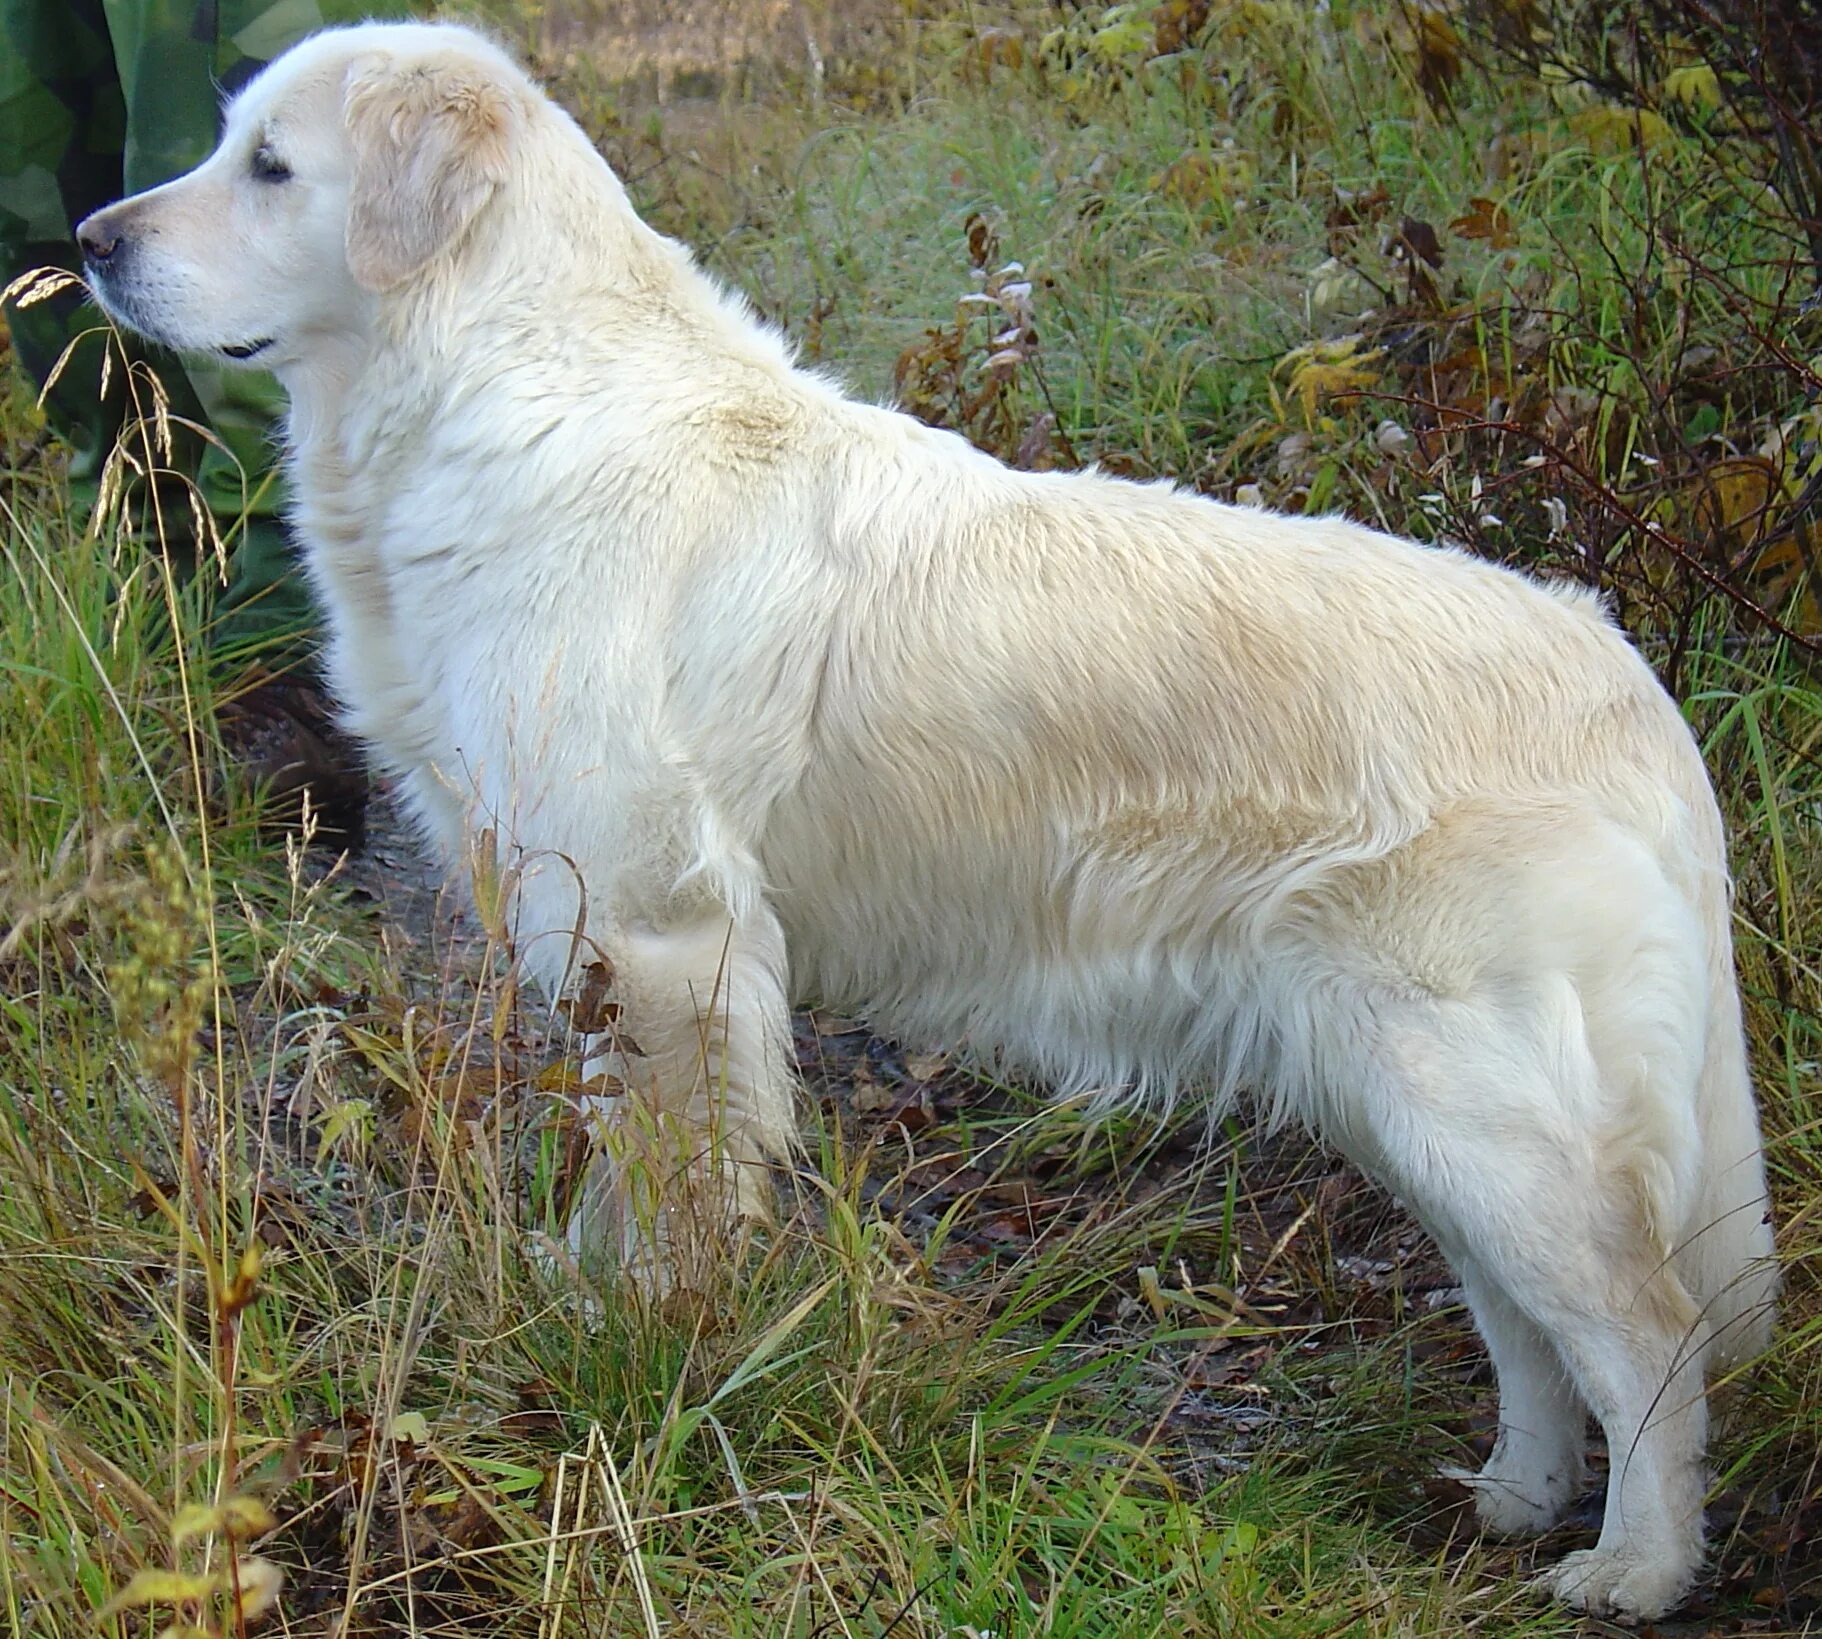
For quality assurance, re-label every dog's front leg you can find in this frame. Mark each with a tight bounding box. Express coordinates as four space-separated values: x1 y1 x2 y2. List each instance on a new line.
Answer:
565 902 798 1285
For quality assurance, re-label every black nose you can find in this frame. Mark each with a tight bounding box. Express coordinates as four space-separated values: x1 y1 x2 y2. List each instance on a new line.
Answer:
77 214 122 265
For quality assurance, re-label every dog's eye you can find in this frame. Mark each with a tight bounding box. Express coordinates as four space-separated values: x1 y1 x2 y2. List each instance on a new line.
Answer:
250 145 291 183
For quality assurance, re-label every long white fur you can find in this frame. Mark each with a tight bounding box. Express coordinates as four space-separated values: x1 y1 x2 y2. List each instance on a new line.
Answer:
77 21 1778 1620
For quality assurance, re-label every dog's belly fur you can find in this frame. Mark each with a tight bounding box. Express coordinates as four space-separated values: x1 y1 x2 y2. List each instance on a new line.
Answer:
761 732 1669 1135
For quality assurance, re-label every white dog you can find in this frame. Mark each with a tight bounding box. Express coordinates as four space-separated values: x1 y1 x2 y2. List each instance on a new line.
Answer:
77 21 1775 1619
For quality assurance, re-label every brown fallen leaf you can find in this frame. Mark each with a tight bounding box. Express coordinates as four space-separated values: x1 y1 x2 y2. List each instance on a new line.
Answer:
1393 215 1445 269
1450 195 1517 249
560 959 620 1033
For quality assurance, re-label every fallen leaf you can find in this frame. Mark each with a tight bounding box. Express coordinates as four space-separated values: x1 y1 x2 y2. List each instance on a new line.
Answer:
560 959 619 1034
1450 195 1517 249
1326 184 1391 254
1393 215 1444 269
390 1410 430 1446
966 212 998 273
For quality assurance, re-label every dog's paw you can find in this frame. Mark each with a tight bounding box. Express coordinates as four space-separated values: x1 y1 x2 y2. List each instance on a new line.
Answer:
1437 1461 1572 1537
1534 1545 1694 1622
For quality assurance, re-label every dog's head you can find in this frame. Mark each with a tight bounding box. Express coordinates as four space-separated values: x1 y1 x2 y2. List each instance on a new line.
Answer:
77 23 530 372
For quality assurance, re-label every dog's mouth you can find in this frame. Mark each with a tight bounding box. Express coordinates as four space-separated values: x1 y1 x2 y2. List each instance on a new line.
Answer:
220 337 274 360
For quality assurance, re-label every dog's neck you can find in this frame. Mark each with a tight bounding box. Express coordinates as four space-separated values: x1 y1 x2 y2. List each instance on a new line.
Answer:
280 113 798 455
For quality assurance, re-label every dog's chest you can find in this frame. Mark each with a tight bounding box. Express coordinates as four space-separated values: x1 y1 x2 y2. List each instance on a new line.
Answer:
289 447 477 810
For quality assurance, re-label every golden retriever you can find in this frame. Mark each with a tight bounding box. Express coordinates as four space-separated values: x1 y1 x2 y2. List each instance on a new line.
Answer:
77 21 1775 1618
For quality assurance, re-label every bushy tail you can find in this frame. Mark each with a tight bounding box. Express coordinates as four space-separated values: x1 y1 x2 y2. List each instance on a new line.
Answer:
1674 863 1778 1370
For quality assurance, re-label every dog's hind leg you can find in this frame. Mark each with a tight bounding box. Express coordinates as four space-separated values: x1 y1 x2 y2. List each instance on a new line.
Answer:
566 903 798 1280
1523 1263 1710 1621
1348 979 1711 1621
1440 1260 1587 1535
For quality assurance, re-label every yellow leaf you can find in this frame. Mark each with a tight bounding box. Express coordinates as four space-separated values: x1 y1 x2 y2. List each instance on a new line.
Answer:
971 26 1024 74
1747 531 1821 633
170 1504 217 1545
537 1058 623 1098
1664 64 1720 112
1090 8 1154 64
1691 457 1781 546
1567 105 1673 154
221 1496 277 1538
338 1024 417 1092
99 1569 216 1616
1275 337 1383 427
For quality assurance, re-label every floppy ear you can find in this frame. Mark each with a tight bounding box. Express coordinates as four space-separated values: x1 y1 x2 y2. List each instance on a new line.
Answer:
343 53 518 293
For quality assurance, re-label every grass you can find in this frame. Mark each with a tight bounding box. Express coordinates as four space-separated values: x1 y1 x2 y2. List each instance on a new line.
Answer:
3 1 1820 1634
